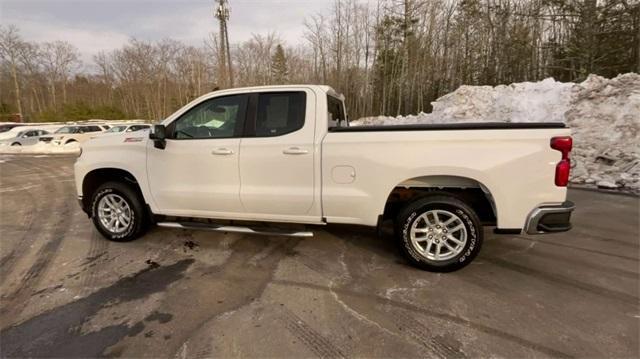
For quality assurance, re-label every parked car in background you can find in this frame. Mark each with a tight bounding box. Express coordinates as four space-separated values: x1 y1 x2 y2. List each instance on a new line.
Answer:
0 129 51 146
0 125 29 141
40 125 106 145
0 123 25 134
98 124 150 136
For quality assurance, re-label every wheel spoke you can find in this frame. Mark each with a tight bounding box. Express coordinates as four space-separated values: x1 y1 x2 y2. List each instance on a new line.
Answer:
448 224 464 233
443 241 457 252
443 217 457 226
424 240 433 255
447 234 463 245
434 244 441 260
433 211 440 224
106 196 117 208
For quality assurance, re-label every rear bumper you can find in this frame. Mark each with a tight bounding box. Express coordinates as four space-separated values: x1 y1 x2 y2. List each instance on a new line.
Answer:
524 201 575 235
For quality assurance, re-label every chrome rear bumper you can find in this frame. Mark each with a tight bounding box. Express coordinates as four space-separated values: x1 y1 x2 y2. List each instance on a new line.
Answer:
524 201 575 235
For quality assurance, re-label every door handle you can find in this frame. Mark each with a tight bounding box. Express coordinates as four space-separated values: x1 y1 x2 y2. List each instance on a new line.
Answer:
212 148 234 155
283 147 309 155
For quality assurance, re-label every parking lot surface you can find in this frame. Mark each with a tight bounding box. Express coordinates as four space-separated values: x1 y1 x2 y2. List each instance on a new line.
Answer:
0 155 638 358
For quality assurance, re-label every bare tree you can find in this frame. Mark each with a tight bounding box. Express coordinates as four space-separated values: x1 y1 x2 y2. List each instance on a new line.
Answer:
41 41 80 107
0 1 637 122
0 25 26 115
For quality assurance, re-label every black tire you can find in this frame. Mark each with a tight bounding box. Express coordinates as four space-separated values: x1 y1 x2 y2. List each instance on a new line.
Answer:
91 181 148 242
396 194 483 272
65 140 77 145
11 142 21 146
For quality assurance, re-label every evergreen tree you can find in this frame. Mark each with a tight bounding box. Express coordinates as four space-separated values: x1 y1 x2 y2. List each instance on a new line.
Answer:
270 44 288 84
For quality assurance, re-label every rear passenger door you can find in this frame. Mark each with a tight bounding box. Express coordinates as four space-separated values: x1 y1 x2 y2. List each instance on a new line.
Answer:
239 90 319 220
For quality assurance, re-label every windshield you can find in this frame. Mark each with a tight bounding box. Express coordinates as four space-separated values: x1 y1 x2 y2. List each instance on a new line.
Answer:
106 125 127 133
55 126 77 134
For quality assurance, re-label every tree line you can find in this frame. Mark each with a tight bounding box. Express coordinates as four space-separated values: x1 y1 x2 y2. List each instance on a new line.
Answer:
1 0 638 122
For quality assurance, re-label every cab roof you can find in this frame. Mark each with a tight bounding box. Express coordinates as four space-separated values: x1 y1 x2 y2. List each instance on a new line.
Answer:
204 85 344 101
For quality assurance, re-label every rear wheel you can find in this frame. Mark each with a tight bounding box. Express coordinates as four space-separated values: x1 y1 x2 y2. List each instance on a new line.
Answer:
396 194 483 272
91 181 148 242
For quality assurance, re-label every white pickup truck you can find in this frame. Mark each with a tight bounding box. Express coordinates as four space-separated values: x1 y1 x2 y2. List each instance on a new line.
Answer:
74 85 574 271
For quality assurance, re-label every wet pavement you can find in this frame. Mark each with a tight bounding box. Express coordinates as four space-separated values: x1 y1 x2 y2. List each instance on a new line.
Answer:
1 155 638 358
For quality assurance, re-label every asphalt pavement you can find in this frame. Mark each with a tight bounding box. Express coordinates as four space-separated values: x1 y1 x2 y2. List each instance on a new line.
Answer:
0 155 638 358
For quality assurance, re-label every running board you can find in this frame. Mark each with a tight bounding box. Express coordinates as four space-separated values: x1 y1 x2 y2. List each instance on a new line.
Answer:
157 222 314 238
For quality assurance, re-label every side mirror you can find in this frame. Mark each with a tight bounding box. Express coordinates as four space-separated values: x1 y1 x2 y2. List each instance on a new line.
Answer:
150 125 167 149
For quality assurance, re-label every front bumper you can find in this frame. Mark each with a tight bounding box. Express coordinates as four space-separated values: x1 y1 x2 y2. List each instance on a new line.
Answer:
524 201 575 235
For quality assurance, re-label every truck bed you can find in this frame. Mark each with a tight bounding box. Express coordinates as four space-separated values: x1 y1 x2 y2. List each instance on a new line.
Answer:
322 125 571 228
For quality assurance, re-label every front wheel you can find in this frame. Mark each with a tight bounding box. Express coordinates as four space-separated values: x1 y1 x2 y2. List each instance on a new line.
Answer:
91 181 148 242
396 194 483 272
11 142 21 146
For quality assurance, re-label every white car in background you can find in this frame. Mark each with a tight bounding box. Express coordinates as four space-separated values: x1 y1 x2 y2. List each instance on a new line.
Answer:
0 126 29 141
97 124 151 137
0 129 52 146
40 125 107 146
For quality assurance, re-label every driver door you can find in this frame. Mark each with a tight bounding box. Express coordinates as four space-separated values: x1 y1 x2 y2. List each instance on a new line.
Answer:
147 94 248 217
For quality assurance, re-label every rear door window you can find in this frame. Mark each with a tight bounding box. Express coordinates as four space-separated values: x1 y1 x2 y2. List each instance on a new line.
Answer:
253 92 306 137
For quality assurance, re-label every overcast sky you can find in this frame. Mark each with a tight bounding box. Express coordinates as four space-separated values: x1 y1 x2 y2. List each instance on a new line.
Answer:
1 0 331 63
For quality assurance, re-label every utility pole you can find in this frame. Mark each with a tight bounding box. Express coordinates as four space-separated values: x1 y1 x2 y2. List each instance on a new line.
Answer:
215 0 234 87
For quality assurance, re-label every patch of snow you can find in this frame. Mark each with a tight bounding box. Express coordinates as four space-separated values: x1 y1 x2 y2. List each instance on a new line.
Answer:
0 142 80 155
353 73 640 193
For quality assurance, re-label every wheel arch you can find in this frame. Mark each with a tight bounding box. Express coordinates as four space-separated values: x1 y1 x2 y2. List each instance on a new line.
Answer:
382 175 498 225
82 168 145 215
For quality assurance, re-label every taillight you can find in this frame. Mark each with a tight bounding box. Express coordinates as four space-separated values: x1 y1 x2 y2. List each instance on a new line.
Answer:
551 136 572 187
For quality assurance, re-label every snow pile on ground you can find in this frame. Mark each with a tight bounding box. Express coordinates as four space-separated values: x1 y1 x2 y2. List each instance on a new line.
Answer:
353 73 640 193
566 74 639 191
0 142 81 155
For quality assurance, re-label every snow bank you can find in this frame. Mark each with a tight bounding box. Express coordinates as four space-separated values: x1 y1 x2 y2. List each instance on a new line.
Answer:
0 142 81 155
353 73 640 194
